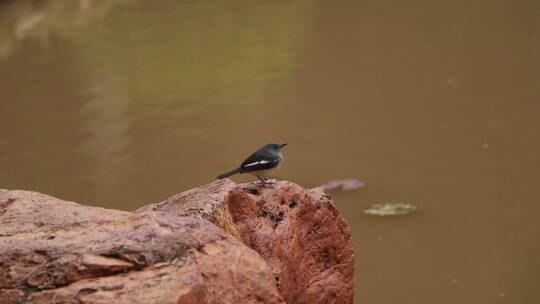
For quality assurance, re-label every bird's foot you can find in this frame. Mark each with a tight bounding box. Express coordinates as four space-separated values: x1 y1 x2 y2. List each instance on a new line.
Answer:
257 177 276 187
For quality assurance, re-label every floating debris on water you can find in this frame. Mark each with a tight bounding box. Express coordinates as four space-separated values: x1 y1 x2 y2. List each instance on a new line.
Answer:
364 203 417 216
321 179 365 192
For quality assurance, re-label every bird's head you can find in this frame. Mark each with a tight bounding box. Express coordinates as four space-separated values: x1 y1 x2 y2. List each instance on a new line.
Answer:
265 143 287 152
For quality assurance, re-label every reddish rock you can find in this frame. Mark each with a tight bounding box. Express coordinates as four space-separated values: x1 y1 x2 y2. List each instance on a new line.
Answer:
0 189 283 304
0 180 354 304
139 180 355 304
137 179 241 239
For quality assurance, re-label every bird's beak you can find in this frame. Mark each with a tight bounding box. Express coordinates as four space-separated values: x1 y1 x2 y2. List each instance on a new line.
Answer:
280 143 288 148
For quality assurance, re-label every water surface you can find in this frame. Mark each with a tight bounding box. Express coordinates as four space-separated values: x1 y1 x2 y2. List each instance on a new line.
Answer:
1 0 539 303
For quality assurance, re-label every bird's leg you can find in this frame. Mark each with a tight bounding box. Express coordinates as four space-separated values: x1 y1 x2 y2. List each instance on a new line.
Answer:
257 175 267 185
257 176 274 187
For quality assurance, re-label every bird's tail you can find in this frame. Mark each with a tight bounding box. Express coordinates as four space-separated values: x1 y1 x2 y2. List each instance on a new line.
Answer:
217 167 242 179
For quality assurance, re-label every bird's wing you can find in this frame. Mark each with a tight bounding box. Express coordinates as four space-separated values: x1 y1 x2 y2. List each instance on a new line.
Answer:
240 152 280 172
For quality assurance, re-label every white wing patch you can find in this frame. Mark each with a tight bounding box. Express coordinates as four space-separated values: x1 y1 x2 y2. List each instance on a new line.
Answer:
244 160 270 167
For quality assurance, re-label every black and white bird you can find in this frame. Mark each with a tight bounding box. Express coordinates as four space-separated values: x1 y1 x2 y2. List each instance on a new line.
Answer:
217 143 287 184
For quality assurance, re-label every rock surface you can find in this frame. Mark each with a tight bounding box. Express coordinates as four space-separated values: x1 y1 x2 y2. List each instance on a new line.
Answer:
0 189 283 304
1 180 354 304
139 179 355 304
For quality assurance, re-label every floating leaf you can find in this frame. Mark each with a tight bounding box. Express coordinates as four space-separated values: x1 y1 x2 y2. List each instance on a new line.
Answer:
363 203 417 216
321 179 365 192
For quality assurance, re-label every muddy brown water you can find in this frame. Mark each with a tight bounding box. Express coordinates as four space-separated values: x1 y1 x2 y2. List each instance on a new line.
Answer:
1 0 539 303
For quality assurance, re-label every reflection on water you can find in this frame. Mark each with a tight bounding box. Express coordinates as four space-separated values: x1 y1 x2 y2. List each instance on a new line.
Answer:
0 0 315 207
1 0 540 303
0 0 130 59
82 70 131 188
